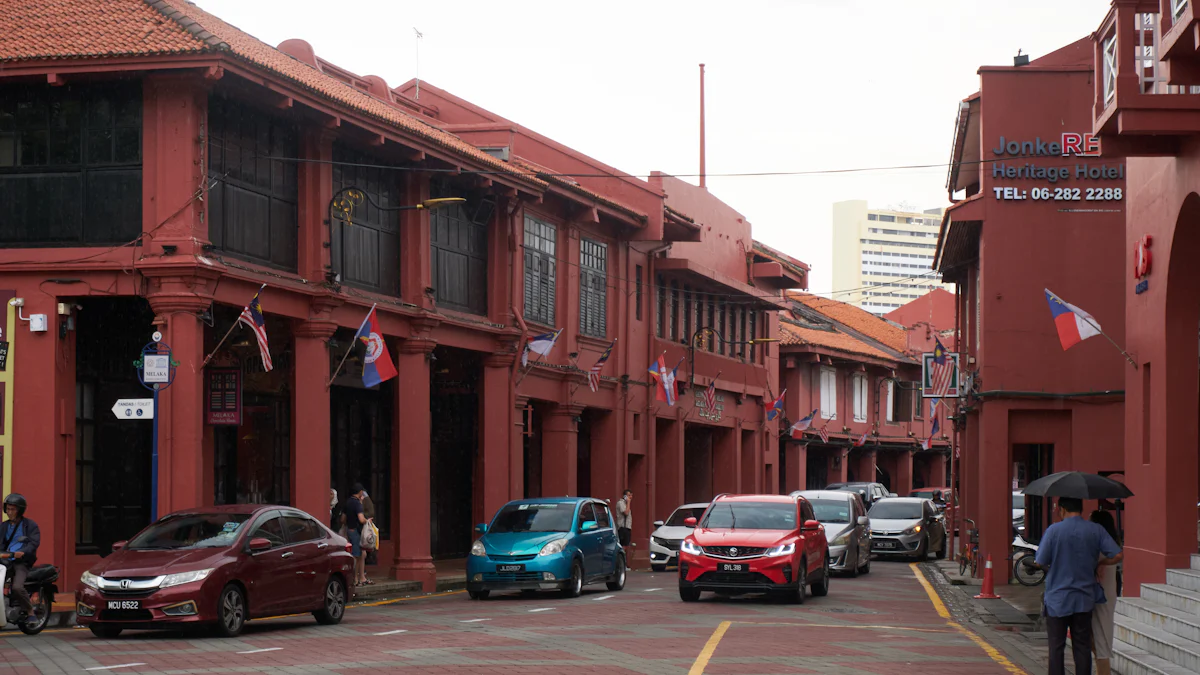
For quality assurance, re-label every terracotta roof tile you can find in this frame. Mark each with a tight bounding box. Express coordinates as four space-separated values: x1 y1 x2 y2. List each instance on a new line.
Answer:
778 322 895 361
509 156 646 221
789 292 908 352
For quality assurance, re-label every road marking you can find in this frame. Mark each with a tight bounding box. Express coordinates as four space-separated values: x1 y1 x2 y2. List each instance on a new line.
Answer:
644 588 662 592
909 563 1029 675
528 608 554 613
735 621 954 634
592 594 614 601
460 618 490 623
85 665 146 672
237 647 282 654
374 629 408 636
687 621 731 675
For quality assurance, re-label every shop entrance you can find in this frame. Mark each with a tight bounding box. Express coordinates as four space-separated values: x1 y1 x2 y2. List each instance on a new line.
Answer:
74 297 155 555
1014 443 1053 543
684 425 713 503
577 411 593 498
330 385 392 538
807 450 829 490
522 401 546 499
430 346 480 559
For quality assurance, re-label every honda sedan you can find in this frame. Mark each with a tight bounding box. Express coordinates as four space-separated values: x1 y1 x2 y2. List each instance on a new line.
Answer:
76 505 354 638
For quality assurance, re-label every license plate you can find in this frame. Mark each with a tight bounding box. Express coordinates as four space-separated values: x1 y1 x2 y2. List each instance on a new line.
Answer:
106 600 140 610
875 541 896 549
497 564 525 573
719 563 746 572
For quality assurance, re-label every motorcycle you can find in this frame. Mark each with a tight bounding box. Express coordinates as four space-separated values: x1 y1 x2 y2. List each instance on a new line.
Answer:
0 538 59 635
1011 533 1045 587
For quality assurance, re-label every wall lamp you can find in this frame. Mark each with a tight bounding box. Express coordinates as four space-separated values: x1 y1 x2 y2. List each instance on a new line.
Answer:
328 186 466 227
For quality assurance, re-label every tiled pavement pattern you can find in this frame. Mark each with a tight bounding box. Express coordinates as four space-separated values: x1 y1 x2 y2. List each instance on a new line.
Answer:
0 560 1025 674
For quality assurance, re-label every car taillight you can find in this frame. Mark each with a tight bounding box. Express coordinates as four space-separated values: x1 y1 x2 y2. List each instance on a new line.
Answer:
345 543 353 553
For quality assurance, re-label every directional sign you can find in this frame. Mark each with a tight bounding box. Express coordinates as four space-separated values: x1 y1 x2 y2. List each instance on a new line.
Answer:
112 398 154 420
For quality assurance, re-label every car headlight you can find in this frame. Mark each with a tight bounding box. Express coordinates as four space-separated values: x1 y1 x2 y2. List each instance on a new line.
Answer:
831 531 852 546
470 540 486 557
539 538 569 557
160 569 213 589
680 539 703 556
904 524 923 535
765 542 796 557
80 570 100 590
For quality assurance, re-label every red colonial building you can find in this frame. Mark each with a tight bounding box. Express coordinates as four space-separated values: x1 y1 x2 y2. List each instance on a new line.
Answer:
0 0 804 584
935 39 1127 576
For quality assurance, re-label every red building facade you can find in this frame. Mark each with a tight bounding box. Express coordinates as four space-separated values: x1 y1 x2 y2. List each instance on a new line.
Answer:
0 0 802 584
935 40 1127 575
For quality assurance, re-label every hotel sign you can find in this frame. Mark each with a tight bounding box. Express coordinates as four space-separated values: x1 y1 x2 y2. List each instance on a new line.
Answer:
205 367 242 425
990 133 1124 203
693 387 724 422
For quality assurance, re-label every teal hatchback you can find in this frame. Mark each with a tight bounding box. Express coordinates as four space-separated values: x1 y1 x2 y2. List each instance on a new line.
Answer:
466 497 627 599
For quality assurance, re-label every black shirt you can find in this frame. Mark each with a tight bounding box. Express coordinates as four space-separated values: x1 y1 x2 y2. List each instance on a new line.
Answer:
344 497 364 532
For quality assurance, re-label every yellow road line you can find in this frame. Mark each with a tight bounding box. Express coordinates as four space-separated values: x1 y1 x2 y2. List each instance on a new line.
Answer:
734 621 954 634
687 620 730 675
909 562 1028 675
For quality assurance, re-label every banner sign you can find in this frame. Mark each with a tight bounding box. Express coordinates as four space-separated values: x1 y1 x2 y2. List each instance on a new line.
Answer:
205 368 242 425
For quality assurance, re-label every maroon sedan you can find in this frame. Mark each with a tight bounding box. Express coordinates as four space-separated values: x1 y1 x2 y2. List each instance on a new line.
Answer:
76 505 354 638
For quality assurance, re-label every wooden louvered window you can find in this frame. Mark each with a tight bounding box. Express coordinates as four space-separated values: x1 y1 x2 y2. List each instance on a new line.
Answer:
656 274 666 338
430 178 493 315
749 311 758 362
579 238 608 337
523 216 556 326
331 143 400 295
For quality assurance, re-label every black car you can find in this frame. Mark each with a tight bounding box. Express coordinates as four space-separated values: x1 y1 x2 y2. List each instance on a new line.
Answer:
824 482 893 508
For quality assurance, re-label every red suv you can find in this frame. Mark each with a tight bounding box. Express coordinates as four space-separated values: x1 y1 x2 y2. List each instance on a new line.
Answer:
678 494 829 604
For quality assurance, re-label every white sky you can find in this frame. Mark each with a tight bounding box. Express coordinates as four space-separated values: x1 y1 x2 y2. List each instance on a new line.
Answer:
195 0 1111 295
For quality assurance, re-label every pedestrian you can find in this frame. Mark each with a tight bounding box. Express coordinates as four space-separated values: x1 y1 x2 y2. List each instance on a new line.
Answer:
361 490 377 584
615 489 634 570
1034 496 1123 675
329 488 340 532
344 484 368 587
1090 509 1121 675
0 494 38 625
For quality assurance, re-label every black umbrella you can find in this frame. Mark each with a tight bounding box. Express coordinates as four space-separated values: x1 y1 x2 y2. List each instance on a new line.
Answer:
1022 471 1134 500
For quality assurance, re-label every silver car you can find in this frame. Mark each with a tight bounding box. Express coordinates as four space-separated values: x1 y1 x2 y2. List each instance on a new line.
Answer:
868 497 947 560
649 503 709 571
793 490 871 576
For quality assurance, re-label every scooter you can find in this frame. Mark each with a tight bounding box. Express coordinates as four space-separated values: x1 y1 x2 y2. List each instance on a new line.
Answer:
1011 533 1045 587
0 539 59 636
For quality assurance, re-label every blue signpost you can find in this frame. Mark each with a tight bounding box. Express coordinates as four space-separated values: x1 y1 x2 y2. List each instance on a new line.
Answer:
135 331 177 522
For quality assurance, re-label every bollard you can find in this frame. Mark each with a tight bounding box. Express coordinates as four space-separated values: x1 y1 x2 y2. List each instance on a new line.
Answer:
974 554 1001 599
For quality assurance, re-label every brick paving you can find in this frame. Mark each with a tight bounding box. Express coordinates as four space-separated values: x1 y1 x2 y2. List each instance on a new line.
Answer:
0 558 1027 674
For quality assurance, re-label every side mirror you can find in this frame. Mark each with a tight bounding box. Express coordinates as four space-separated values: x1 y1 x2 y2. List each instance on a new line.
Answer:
653 520 665 528
684 517 698 527
889 493 898 498
582 520 598 532
474 523 488 534
248 537 272 552
802 520 821 531
111 540 126 551
857 516 869 527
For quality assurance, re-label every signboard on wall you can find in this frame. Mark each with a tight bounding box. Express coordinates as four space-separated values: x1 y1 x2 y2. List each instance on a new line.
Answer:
921 352 961 398
205 368 242 425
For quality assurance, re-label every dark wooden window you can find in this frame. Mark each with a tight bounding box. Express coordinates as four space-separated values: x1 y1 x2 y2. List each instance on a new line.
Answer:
207 95 298 271
669 280 679 342
718 301 727 355
706 298 716 351
331 143 400 295
75 381 96 548
656 274 666 338
0 82 142 246
430 179 492 315
635 265 643 321
579 238 607 337
749 311 758 362
523 216 556 326
683 286 693 344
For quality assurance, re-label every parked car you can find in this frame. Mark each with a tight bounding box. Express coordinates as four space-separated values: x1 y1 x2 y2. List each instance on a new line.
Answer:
650 503 708 571
910 487 953 509
793 490 871 576
677 494 830 604
868 497 947 560
467 498 626 599
825 482 892 508
76 505 353 639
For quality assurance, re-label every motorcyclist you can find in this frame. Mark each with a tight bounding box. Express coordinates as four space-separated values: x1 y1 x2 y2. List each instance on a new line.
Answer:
0 494 40 620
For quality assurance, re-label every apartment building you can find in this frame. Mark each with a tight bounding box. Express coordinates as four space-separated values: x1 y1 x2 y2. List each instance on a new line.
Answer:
832 201 949 315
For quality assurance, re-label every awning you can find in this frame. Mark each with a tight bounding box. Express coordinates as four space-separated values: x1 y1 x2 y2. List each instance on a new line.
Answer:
655 258 789 309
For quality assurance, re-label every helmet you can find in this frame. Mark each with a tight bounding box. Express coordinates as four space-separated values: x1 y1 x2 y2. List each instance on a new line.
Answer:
3 494 26 515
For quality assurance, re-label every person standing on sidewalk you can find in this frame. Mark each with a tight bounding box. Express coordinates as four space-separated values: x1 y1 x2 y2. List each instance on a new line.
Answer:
615 490 634 570
344 484 368 587
360 490 377 584
1035 496 1123 675
1089 510 1121 675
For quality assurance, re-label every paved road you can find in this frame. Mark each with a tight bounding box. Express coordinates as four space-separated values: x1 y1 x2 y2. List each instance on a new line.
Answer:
0 558 1027 674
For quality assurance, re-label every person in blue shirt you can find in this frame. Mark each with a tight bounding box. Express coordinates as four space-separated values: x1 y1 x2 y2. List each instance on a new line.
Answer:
0 494 40 621
1034 496 1123 675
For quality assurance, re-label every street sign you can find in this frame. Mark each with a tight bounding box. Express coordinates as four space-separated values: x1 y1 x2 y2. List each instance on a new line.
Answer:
112 398 154 420
143 354 170 383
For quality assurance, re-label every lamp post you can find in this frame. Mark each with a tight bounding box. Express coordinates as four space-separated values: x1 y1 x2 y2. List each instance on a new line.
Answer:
686 326 778 391
328 186 466 225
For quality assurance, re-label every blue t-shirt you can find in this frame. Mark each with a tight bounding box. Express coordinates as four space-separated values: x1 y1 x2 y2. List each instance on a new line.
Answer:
1035 515 1121 617
344 497 364 531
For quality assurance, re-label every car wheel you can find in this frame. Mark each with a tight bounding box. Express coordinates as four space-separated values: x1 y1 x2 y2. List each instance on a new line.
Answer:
915 536 929 561
313 575 347 625
214 584 247 638
467 589 490 600
811 558 830 597
679 587 701 602
89 624 123 639
607 555 627 591
935 535 947 560
861 552 871 575
561 561 583 598
789 561 807 604
651 563 666 573
520 589 538 597
847 550 860 578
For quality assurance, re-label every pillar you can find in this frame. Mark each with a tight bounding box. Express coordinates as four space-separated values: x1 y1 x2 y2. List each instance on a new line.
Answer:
292 311 337 521
142 74 208 256
480 354 513 523
830 450 849 484
852 449 876 485
399 173 433 311
513 396 529 498
929 453 948 488
894 450 914 498
783 442 807 494
391 337 436 590
542 403 582 497
712 425 740 495
978 408 1011 578
739 429 757 493
590 410 622 503
654 416 684 523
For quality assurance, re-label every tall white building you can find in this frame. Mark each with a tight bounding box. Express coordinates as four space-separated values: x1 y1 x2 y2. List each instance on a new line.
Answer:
831 200 949 315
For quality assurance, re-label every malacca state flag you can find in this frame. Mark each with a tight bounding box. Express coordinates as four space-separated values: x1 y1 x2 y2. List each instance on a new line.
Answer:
764 389 786 422
356 306 398 388
1044 289 1102 350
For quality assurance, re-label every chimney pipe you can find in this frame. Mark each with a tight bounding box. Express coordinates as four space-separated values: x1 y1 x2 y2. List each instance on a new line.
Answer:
699 63 706 190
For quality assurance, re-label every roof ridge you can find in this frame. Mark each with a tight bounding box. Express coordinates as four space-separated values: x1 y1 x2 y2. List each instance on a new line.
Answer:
141 0 228 51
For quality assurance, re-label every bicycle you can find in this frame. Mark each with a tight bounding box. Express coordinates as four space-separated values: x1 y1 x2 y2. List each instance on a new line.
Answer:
958 518 978 578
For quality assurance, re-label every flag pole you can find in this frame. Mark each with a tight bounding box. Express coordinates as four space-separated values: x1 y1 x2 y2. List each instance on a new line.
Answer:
200 283 266 369
327 303 376 388
515 328 561 388
1078 315 1138 368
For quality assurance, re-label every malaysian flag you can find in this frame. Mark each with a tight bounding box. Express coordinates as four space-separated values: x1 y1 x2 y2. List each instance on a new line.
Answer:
817 426 830 444
587 340 615 392
238 290 272 372
703 371 722 412
929 337 955 398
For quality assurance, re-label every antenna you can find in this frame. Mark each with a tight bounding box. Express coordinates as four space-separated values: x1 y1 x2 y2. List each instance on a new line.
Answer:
414 28 424 101
699 63 707 190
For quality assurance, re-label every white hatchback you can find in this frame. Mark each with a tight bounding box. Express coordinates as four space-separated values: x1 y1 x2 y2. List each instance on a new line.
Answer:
649 503 709 571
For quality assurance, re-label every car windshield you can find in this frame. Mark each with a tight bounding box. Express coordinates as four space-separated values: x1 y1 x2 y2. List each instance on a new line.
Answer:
701 502 796 530
126 513 251 550
666 508 707 527
490 503 574 533
912 490 937 500
1013 494 1025 509
809 499 852 523
869 501 923 520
